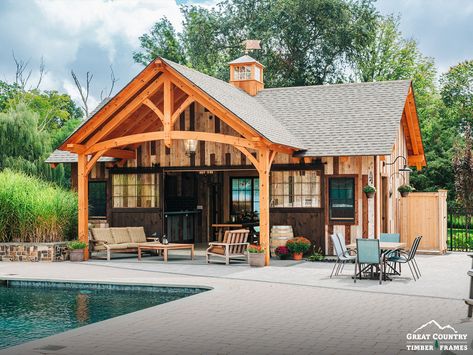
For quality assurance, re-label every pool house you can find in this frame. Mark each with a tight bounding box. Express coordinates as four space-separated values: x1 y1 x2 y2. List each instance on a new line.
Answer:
46 55 426 265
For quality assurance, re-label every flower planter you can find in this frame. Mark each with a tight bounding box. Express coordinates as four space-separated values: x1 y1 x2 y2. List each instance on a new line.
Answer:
400 191 410 198
69 249 84 262
364 191 375 199
292 252 303 261
248 253 265 267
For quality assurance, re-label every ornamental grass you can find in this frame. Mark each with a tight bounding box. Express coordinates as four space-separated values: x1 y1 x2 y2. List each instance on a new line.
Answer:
0 169 78 243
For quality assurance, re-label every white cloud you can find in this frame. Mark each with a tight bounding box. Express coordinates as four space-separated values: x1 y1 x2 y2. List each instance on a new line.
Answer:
35 0 183 62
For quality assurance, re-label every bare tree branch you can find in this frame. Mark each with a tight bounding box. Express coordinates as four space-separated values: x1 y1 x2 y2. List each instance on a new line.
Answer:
100 65 118 101
35 57 46 90
71 70 93 117
12 51 32 90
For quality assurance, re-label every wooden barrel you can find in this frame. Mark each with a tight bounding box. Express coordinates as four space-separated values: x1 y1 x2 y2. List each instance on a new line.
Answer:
270 226 294 256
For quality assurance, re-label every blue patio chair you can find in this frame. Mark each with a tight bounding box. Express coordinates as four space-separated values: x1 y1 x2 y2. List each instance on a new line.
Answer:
385 236 422 281
330 234 356 278
380 233 401 274
380 233 400 243
354 238 384 284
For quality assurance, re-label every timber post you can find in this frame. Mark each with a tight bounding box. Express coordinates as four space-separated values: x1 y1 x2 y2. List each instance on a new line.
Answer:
258 148 272 265
77 153 89 260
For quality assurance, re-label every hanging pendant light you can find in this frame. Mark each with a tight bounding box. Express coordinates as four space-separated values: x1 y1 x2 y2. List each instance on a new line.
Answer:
184 139 198 156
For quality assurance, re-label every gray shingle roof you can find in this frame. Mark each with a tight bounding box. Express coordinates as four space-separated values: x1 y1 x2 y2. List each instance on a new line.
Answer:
228 55 263 66
45 150 117 164
255 80 411 156
162 58 302 149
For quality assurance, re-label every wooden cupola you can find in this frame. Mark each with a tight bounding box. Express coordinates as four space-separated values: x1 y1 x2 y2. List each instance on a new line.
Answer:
229 55 264 96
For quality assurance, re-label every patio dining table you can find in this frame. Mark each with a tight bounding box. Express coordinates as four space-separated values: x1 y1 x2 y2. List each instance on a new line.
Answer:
347 241 407 281
346 241 406 251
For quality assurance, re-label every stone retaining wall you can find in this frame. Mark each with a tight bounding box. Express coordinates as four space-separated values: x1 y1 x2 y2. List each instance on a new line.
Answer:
0 242 69 262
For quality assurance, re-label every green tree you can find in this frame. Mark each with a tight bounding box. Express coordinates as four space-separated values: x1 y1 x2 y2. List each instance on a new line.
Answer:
440 60 473 128
0 103 66 185
134 0 378 86
133 17 186 65
453 124 473 209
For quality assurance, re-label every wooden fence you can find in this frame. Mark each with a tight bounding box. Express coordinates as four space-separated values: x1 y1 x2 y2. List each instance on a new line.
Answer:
399 190 448 254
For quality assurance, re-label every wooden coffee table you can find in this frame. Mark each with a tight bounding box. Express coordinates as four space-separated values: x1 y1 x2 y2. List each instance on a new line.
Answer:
137 243 194 263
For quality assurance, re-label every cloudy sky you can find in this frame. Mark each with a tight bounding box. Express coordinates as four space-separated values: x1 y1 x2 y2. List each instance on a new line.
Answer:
0 0 471 110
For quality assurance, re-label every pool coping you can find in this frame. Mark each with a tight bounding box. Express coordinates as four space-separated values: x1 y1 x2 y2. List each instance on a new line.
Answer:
0 276 213 292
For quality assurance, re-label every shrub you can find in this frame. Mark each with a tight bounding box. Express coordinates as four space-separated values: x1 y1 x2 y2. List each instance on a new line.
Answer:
68 241 87 250
286 237 311 254
307 246 325 261
248 244 265 253
0 169 78 243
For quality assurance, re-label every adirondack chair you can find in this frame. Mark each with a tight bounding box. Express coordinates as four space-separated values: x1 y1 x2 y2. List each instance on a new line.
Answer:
206 229 249 265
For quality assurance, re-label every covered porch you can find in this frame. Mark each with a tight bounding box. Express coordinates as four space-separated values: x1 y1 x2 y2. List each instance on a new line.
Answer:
60 58 301 265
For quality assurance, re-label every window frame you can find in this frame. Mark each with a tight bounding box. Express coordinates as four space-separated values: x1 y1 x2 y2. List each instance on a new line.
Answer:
111 172 160 209
327 176 357 223
270 169 323 210
230 176 260 217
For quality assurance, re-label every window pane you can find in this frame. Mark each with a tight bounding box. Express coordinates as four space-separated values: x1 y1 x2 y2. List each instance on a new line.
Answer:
270 170 321 208
112 174 159 208
329 178 355 220
89 181 106 217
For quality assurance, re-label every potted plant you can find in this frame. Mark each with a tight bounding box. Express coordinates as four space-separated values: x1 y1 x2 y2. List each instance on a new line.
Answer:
363 185 376 198
68 241 87 262
275 245 290 260
247 244 265 267
286 237 311 260
398 184 414 197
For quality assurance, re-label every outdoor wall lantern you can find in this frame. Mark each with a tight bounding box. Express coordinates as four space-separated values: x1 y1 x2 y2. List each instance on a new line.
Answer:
385 155 412 197
184 139 198 157
383 155 412 173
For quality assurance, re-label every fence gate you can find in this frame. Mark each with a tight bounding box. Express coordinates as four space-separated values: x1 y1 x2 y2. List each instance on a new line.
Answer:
399 190 448 254
448 208 473 251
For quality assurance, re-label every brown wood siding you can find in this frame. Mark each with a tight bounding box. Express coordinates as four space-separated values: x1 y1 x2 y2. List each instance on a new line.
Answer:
362 174 368 238
270 209 325 250
111 208 162 236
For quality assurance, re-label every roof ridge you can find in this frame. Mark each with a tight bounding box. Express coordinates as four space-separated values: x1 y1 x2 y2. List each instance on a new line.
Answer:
259 79 412 92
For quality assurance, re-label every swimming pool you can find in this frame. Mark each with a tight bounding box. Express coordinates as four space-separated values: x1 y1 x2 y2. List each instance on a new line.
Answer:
0 280 208 350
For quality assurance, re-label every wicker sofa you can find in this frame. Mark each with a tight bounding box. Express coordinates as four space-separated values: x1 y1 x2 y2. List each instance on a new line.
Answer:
89 227 158 260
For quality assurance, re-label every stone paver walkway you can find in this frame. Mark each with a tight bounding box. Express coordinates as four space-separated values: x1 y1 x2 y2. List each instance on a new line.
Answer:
0 253 472 355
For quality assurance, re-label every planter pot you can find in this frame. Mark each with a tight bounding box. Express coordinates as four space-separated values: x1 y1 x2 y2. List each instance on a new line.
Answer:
364 191 375 199
400 191 410 197
292 252 303 261
69 249 84 262
248 253 265 267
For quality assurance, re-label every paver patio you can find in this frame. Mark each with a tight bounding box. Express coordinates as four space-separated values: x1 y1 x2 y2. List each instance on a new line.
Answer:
0 252 472 355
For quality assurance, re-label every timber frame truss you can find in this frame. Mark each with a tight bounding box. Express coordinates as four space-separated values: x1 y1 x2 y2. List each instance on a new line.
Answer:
61 59 294 264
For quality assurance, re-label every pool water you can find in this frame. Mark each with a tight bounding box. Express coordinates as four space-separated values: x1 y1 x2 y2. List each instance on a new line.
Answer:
0 280 207 350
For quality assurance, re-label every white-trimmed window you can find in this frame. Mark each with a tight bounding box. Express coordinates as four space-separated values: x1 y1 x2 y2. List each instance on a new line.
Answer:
270 170 322 208
234 66 252 80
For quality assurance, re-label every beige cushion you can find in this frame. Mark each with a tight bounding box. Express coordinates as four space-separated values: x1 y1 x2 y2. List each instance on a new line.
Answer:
107 243 131 250
110 228 131 244
127 227 147 243
125 243 140 248
208 246 225 255
91 228 115 244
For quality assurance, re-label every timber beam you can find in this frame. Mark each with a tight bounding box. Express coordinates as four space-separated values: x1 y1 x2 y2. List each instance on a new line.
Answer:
62 64 162 147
